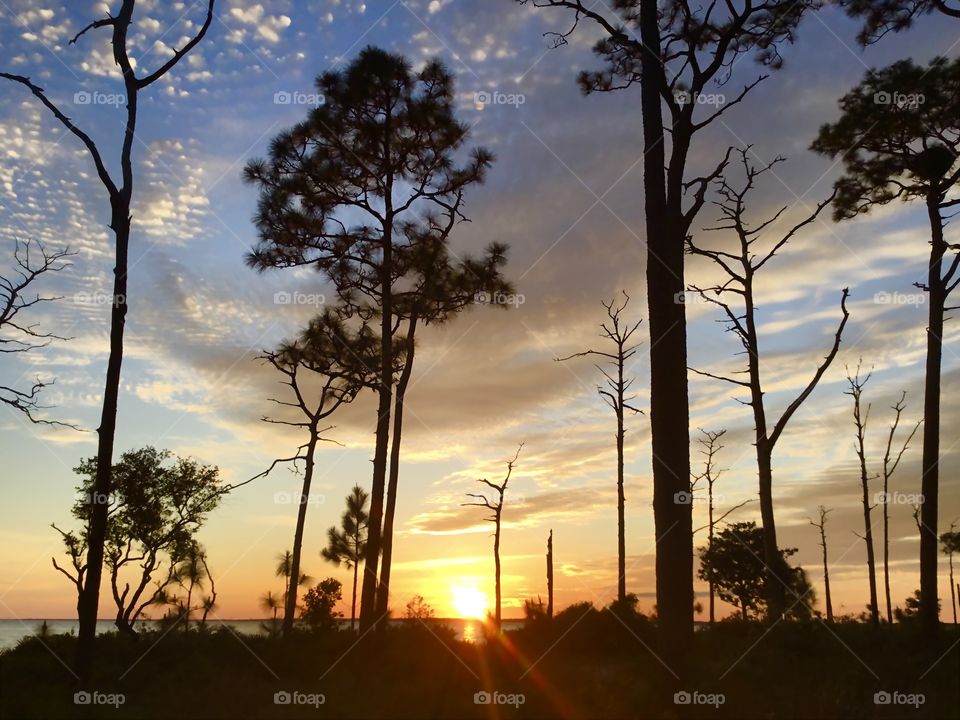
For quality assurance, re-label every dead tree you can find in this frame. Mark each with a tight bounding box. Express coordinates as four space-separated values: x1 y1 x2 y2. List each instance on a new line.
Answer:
463 444 522 631
557 292 642 602
809 506 834 622
691 428 754 624
846 364 880 626
1 0 215 674
687 150 849 618
1 239 75 424
880 392 921 623
546 529 554 620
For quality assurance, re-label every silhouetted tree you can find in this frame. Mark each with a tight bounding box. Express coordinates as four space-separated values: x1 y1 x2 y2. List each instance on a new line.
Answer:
880 392 921 623
1 0 215 672
841 0 960 44
322 485 370 630
845 364 880 626
244 47 498 632
1 239 75 424
809 506 834 622
260 591 282 636
690 429 755 624
463 444 523 631
172 543 210 633
404 595 435 620
698 521 813 621
812 56 960 635
556 292 642 602
275 550 312 618
256 311 376 637
377 231 512 628
688 151 848 617
546 529 554 620
53 447 226 637
520 0 822 660
301 578 343 632
942 524 960 624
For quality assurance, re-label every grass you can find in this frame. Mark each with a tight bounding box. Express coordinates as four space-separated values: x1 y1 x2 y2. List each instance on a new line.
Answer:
1 612 959 719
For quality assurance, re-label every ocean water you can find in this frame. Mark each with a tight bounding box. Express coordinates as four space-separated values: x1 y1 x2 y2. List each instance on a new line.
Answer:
0 617 524 652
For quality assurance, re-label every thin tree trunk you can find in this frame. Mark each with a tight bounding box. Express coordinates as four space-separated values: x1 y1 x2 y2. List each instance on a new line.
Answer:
351 560 359 630
359 205 394 632
616 402 626 603
376 314 418 625
948 552 956 624
494 518 502 631
859 463 880 626
639 0 693 663
546 529 554 620
282 431 318 637
819 518 833 622
919 195 945 637
884 473 893 623
708 480 715 625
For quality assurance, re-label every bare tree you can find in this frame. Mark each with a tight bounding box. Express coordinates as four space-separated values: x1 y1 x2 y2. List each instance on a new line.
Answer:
941 522 960 624
1 0 215 672
463 444 523 631
687 150 849 617
557 292 642 602
1 239 75 424
808 506 834 622
880 392 921 623
546 528 554 620
846 364 880 626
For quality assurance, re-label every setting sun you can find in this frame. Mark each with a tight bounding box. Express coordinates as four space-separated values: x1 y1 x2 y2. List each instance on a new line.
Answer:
451 585 488 620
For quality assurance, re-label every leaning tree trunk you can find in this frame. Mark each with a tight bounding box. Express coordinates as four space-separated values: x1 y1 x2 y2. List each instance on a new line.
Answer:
359 214 394 632
919 195 945 638
639 0 693 664
859 458 880 626
282 430 318 637
376 315 418 626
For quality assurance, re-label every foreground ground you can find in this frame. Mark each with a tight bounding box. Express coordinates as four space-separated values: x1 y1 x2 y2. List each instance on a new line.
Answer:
1 609 958 719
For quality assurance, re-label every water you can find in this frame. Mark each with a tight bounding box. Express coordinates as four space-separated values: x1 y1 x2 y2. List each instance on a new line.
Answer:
0 618 525 652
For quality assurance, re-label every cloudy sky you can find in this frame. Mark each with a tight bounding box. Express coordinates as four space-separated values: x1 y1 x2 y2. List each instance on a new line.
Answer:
0 0 958 623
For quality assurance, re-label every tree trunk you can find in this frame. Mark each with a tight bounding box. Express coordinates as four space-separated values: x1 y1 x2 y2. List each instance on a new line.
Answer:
883 474 892 623
708 482 715 625
376 315 418 626
282 430 318 637
948 552 956 624
639 0 693 663
919 195 945 638
616 403 626 603
493 518 502 631
820 521 833 622
359 213 394 632
351 559 359 631
547 529 554 620
859 457 880 626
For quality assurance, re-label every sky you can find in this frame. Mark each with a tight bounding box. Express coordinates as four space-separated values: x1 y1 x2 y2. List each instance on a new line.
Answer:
0 0 959 624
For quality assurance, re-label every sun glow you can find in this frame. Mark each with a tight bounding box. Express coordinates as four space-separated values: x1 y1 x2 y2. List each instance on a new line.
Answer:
451 585 488 619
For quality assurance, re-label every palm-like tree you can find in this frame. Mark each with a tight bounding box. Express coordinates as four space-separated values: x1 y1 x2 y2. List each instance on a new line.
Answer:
260 590 281 635
322 486 369 629
173 546 208 633
275 550 312 606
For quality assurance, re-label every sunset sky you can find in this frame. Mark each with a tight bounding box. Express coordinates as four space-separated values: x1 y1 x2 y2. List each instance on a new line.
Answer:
0 0 958 624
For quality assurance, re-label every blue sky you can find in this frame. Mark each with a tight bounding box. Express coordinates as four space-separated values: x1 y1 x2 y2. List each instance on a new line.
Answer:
0 0 959 621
